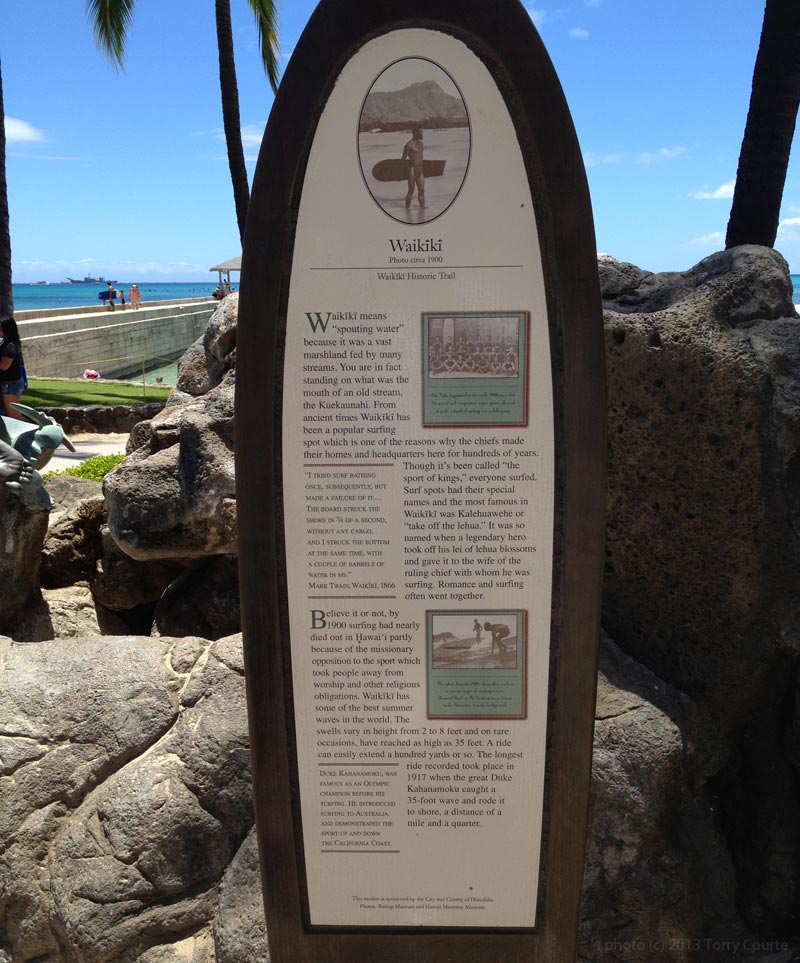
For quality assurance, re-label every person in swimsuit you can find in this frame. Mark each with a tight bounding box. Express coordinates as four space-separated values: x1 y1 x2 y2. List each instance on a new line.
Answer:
402 126 425 209
484 621 511 654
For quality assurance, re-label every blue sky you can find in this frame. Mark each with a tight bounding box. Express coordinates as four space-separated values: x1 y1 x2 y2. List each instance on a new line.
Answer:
3 1 798 282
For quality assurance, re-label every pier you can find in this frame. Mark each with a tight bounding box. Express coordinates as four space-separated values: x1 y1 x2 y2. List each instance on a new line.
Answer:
16 297 218 380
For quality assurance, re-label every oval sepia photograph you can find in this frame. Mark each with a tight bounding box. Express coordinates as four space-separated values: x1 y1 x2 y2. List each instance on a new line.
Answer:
358 57 471 224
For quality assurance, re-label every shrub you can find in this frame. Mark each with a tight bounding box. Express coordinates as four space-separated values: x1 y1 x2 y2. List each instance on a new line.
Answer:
42 453 125 485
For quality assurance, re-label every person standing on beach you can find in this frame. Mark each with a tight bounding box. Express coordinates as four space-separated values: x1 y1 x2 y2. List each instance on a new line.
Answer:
107 282 116 312
118 288 126 308
402 125 425 209
0 318 27 419
129 283 142 309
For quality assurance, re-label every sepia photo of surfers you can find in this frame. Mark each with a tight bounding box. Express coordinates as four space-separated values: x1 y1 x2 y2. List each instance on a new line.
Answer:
430 612 521 669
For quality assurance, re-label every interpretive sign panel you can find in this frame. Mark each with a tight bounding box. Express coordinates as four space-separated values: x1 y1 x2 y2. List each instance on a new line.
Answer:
237 1 605 960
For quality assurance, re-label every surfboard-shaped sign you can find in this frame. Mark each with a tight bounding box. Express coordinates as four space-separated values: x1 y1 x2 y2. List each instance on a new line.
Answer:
236 1 605 960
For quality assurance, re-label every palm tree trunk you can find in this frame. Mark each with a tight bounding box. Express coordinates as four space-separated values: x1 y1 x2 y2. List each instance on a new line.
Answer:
0 60 13 318
726 0 800 249
215 0 250 244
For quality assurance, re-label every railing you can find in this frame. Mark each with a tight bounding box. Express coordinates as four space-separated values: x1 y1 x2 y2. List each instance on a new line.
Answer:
77 352 181 399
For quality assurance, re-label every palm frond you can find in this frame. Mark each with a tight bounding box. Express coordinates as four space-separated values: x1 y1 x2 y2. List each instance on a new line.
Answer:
86 0 136 70
248 0 281 92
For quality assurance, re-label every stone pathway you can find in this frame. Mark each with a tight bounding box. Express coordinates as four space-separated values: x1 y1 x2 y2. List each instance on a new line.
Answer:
46 433 129 472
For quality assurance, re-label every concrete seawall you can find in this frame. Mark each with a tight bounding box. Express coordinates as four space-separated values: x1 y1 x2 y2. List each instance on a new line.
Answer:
17 299 217 380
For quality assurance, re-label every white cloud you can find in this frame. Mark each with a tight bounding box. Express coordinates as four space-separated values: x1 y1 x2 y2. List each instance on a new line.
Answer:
4 117 45 144
527 7 548 27
584 151 627 168
8 152 86 162
777 217 800 241
211 124 265 150
635 146 688 165
570 26 590 39
691 179 736 201
240 124 266 149
689 231 725 246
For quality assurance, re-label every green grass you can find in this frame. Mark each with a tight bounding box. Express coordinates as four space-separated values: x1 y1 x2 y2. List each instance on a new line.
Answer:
24 378 171 408
41 453 126 486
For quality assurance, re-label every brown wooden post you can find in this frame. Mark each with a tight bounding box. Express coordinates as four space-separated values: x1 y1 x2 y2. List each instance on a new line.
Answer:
236 1 605 959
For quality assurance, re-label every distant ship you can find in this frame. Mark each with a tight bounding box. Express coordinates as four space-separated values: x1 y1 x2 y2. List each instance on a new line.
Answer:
66 275 118 284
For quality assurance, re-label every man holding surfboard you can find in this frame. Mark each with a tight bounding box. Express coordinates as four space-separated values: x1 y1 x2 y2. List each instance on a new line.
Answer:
402 125 425 209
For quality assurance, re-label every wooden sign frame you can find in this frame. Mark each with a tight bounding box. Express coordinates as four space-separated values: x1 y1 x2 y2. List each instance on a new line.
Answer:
236 1 605 960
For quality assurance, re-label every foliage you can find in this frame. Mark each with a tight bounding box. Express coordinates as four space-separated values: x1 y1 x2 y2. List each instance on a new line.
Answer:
24 378 170 408
42 452 125 485
87 0 136 70
248 0 280 92
87 0 280 244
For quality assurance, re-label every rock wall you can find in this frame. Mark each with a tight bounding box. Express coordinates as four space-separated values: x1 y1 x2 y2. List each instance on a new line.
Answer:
3 260 800 962
102 295 237 562
600 246 800 946
39 403 165 435
0 633 256 963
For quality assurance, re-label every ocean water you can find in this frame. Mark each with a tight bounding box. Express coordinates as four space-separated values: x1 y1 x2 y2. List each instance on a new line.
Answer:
11 275 799 312
10 281 232 313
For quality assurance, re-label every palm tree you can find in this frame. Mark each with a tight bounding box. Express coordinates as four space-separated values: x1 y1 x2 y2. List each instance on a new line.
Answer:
88 0 279 244
0 60 13 318
726 0 800 249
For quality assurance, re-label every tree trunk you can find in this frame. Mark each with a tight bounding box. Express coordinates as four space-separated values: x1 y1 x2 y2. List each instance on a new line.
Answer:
726 0 800 249
0 60 13 318
215 0 250 245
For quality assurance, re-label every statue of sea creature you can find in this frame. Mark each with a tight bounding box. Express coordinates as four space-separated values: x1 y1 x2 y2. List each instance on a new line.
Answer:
1 403 75 470
0 405 74 511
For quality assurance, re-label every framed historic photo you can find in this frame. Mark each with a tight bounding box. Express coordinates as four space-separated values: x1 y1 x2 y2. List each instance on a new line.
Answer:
236 1 605 960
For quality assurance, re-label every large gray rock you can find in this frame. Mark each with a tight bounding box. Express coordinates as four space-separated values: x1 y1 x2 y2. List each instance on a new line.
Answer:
213 829 270 963
602 245 800 940
12 583 103 642
92 526 190 612
0 486 49 632
172 293 238 400
153 555 240 640
602 245 796 324
0 633 251 963
3 622 797 963
103 376 236 561
136 931 216 963
603 245 800 719
103 296 237 564
40 475 106 588
580 635 699 961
